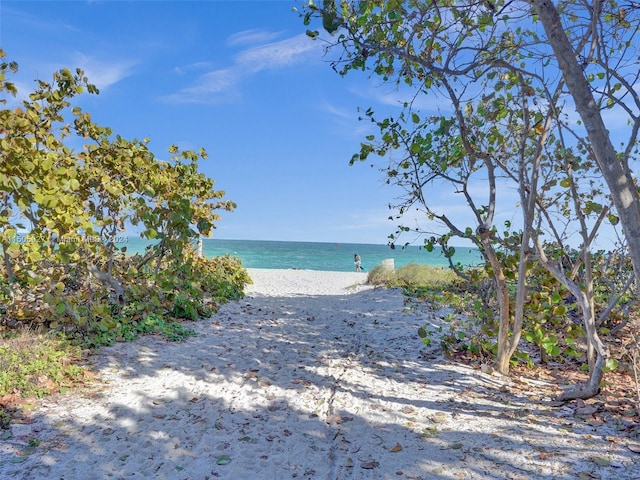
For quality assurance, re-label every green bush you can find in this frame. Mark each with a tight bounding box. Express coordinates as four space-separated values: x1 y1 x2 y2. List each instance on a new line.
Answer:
77 250 251 347
372 263 498 359
0 329 88 399
0 50 256 415
0 252 251 405
367 263 458 290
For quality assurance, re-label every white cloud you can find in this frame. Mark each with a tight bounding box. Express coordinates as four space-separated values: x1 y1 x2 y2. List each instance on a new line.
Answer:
5 54 134 102
227 29 282 47
234 34 320 73
319 102 352 120
173 62 214 75
161 69 241 104
72 53 136 90
317 101 368 137
183 69 239 95
162 32 322 104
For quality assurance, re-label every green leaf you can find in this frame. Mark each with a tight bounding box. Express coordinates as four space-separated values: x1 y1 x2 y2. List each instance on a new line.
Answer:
41 157 54 172
216 455 231 465
3 227 17 242
552 305 567 316
322 10 341 34
26 250 43 263
603 358 618 372
477 12 493 32
584 201 603 215
5 242 20 258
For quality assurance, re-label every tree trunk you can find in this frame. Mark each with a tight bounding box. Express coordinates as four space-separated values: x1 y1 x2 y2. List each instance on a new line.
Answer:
2 243 14 284
532 0 640 293
478 229 513 375
557 353 604 401
536 239 608 401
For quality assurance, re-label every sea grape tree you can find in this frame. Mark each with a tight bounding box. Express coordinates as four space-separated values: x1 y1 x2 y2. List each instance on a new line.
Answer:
531 0 640 294
300 0 639 395
0 49 243 340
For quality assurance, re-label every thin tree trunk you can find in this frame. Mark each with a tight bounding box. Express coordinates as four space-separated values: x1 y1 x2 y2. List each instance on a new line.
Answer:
557 352 604 401
536 239 608 401
2 244 14 284
478 228 512 375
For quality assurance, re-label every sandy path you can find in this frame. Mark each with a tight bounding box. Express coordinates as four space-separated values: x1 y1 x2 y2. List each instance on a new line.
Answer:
1 269 638 479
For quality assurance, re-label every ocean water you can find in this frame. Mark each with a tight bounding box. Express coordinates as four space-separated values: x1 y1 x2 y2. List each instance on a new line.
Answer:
121 238 483 273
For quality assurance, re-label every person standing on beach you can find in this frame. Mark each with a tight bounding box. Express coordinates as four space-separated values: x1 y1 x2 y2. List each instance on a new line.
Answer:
354 254 362 272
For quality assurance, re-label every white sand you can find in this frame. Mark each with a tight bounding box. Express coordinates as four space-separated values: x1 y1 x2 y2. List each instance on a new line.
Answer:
1 268 638 479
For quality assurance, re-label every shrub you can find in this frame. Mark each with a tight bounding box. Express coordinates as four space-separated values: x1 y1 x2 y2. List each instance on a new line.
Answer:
367 263 458 290
0 328 88 400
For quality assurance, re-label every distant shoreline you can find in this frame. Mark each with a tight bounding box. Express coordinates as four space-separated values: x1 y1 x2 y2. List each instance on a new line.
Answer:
122 237 484 272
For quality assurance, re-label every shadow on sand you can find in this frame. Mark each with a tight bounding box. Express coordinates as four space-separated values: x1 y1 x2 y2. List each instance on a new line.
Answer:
1 287 636 479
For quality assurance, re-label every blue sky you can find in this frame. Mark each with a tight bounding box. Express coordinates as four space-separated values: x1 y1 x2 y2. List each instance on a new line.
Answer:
3 0 445 245
1 2 632 252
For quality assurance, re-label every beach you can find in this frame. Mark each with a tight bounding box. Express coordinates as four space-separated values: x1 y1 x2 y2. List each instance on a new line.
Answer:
1 268 638 479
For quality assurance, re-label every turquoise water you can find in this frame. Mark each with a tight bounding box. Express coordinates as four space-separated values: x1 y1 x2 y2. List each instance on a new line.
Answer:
122 238 483 272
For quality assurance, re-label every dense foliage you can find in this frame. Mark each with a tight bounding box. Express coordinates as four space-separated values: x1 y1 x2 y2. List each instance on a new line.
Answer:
0 49 250 348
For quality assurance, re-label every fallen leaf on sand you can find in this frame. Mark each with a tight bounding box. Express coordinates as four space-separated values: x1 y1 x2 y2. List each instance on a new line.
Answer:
216 455 231 465
360 460 378 469
430 412 448 424
421 426 438 439
575 405 599 417
577 473 598 479
591 456 610 466
390 443 403 452
627 443 640 454
326 414 342 424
